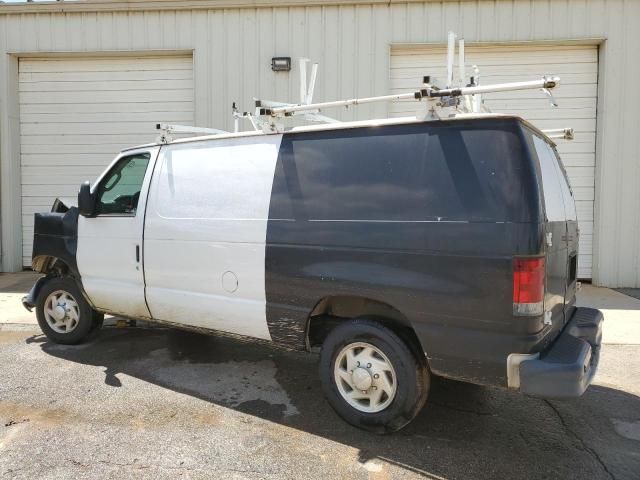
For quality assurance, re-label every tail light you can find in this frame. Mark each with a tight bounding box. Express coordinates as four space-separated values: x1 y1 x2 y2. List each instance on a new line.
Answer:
513 257 545 316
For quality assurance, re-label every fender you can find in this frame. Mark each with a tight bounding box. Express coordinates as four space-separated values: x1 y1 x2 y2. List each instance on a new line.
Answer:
23 206 82 311
21 275 52 312
31 207 80 278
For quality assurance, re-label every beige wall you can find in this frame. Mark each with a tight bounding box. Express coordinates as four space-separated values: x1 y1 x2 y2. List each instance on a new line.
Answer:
0 0 638 287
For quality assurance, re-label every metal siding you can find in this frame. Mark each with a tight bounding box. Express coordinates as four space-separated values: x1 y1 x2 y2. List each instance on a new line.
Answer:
390 44 598 278
0 0 637 286
18 55 194 266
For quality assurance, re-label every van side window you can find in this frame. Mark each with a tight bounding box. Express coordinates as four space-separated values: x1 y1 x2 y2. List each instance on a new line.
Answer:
274 128 464 222
533 136 576 221
96 153 150 216
270 123 532 222
551 145 578 221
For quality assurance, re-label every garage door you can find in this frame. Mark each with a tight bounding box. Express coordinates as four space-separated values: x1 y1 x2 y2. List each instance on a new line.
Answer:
19 55 194 266
390 44 597 278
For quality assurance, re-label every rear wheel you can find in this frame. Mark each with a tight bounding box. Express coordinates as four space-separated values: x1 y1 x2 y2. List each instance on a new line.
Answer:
36 276 100 345
319 318 429 433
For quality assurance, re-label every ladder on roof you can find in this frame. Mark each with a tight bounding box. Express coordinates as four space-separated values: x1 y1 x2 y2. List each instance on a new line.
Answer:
156 32 574 142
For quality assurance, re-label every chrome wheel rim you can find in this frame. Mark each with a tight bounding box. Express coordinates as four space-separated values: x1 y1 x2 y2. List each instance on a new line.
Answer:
43 290 80 334
333 342 397 413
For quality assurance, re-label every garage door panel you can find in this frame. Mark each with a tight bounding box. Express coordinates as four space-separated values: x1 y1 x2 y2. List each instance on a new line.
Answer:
391 44 597 277
21 153 120 165
19 55 194 266
567 166 596 178
579 235 592 251
560 155 596 168
391 71 596 87
391 51 596 68
20 101 193 115
497 108 594 121
21 134 162 146
576 201 594 220
459 97 595 111
20 121 175 136
22 173 104 186
20 111 193 124
19 69 193 83
578 256 592 278
568 175 596 188
22 184 91 197
19 79 194 93
19 57 193 73
392 104 595 122
20 88 193 104
390 61 597 75
22 165 108 176
554 139 596 155
573 187 595 202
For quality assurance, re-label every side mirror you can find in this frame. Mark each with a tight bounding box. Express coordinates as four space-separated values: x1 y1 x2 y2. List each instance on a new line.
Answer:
78 181 97 217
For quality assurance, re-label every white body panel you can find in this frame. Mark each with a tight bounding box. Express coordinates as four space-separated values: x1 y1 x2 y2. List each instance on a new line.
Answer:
18 55 194 266
143 135 283 340
77 147 159 318
390 44 597 277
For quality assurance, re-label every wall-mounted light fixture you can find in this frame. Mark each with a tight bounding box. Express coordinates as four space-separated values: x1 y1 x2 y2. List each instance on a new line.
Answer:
271 57 291 72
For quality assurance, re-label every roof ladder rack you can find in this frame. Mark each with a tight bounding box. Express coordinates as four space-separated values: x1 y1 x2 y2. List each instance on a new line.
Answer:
153 31 573 142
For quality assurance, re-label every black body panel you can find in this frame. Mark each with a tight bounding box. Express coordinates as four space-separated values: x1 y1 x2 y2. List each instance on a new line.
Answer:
265 118 548 386
31 207 80 277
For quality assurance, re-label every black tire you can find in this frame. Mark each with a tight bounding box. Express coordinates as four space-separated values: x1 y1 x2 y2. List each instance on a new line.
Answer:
35 276 97 345
319 318 429 433
91 311 105 333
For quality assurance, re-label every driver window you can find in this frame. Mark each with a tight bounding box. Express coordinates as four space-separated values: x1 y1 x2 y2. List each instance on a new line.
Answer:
96 153 151 216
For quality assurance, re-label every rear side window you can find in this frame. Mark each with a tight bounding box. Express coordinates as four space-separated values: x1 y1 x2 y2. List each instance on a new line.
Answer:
532 135 577 221
270 121 535 222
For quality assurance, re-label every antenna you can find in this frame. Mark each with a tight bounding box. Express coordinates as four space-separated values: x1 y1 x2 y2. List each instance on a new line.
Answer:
446 31 456 88
307 63 318 104
458 38 465 88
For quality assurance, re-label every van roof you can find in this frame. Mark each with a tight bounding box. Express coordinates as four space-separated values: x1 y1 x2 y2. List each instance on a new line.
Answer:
121 113 551 152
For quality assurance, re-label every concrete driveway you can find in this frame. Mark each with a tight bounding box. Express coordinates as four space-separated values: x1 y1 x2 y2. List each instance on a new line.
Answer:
1 273 639 479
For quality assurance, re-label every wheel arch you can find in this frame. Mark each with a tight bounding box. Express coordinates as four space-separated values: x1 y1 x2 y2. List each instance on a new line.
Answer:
305 295 427 363
32 255 73 275
23 257 77 312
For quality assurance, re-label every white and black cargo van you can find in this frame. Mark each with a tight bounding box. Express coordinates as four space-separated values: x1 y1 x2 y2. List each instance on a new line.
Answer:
24 115 603 433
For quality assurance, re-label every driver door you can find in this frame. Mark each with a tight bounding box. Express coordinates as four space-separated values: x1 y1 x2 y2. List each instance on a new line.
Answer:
76 147 159 318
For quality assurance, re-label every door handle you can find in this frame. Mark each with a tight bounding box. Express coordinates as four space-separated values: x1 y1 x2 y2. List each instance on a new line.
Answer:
135 245 140 263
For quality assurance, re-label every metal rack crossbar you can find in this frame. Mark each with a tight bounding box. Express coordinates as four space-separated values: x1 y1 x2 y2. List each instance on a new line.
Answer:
263 77 560 117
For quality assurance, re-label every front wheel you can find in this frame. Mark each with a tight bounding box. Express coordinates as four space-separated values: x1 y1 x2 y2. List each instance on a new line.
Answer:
36 276 99 345
319 318 430 433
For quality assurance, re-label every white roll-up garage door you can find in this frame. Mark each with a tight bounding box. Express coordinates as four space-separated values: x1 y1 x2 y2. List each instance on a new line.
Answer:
390 44 597 278
19 55 194 266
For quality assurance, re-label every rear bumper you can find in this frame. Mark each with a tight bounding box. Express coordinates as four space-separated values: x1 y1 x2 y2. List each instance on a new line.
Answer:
515 307 603 399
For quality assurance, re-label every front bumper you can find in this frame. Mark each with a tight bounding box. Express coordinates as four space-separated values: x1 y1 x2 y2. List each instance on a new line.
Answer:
517 307 603 399
22 275 48 312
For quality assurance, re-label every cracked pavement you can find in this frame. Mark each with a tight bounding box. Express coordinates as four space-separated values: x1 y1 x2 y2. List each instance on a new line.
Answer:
0 323 639 480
